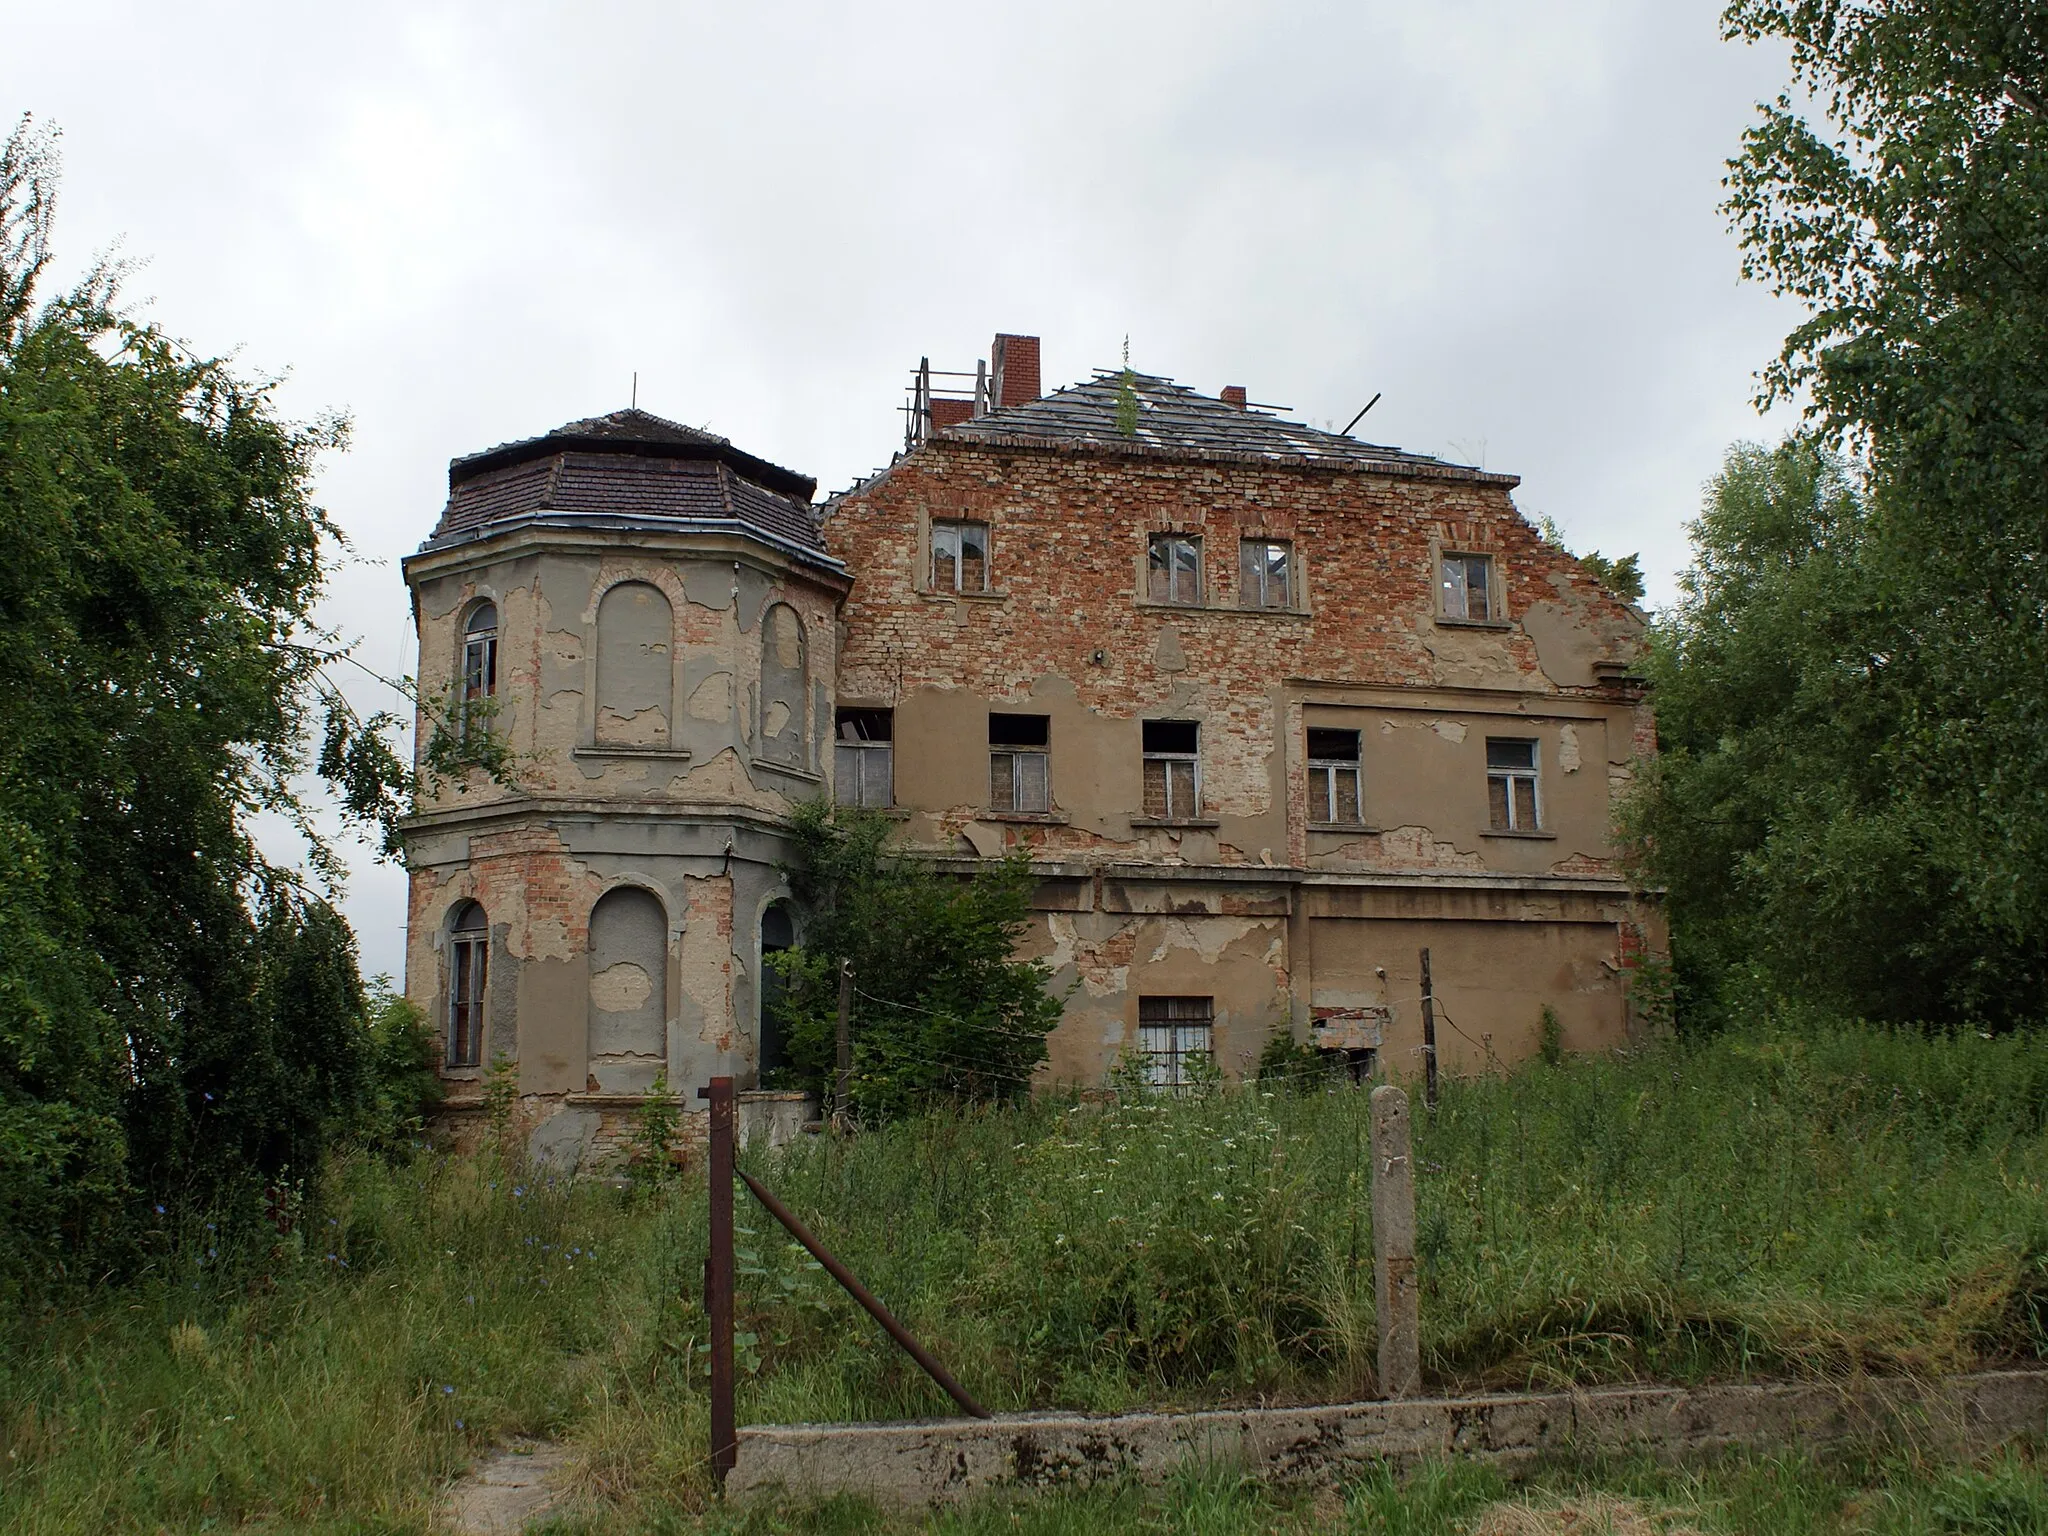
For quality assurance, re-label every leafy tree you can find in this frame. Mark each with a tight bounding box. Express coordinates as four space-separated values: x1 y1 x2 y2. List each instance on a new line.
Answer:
0 116 423 1282
1626 6 2048 1025
768 802 1064 1121
1536 516 1646 603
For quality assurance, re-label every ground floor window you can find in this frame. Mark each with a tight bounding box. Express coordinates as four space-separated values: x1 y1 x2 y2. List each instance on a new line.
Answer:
1139 995 1214 1088
448 901 488 1068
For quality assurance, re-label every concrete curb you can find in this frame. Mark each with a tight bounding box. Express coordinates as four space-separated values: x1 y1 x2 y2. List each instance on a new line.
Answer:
730 1369 2048 1507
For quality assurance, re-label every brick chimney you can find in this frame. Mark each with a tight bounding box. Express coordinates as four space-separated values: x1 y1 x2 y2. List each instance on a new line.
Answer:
990 334 1041 408
929 398 975 431
1221 385 1247 410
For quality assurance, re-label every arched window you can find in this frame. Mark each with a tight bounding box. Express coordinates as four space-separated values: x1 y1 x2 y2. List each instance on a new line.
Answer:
448 900 488 1068
463 602 498 703
595 582 673 746
759 603 807 766
759 901 796 1078
588 886 668 1092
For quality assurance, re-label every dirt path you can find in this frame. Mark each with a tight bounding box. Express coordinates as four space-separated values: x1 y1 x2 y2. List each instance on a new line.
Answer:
442 1439 570 1534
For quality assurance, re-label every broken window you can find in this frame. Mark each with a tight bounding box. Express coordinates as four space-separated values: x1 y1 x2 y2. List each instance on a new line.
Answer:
448 900 488 1069
931 519 990 593
1141 719 1201 820
1147 534 1202 605
1439 552 1495 622
833 709 893 808
1307 727 1363 824
1486 738 1541 831
460 601 498 739
1139 996 1214 1089
989 713 1050 814
1239 539 1293 609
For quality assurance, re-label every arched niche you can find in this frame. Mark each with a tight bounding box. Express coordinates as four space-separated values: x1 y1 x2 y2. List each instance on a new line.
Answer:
595 581 673 746
759 602 806 766
588 886 668 1092
759 900 797 1080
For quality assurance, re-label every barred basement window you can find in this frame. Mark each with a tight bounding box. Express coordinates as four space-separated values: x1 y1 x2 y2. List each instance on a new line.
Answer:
989 713 1050 813
448 901 488 1069
1239 539 1292 609
834 709 894 808
1307 727 1363 824
1486 738 1541 831
931 520 990 593
1141 719 1200 820
1139 996 1214 1089
1147 534 1202 605
1439 552 1495 622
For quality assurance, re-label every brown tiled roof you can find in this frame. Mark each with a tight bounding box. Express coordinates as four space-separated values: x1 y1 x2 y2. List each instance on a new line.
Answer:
937 371 1509 481
425 409 833 562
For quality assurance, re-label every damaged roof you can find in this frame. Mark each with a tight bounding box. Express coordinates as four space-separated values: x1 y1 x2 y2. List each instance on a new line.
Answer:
935 371 1500 478
425 408 835 565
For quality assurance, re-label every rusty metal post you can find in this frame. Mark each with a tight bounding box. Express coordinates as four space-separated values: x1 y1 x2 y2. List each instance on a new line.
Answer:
1371 1083 1421 1398
1418 947 1439 1114
698 1076 737 1482
738 1168 990 1419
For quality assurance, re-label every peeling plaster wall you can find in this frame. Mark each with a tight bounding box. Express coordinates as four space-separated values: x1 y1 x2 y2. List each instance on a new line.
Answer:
824 438 1660 1084
588 885 669 1092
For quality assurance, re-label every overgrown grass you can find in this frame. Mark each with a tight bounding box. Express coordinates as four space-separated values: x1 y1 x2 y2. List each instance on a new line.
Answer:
5 1022 2048 1531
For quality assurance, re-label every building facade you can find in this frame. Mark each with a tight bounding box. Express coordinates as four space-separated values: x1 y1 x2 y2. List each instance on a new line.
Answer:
402 336 1658 1157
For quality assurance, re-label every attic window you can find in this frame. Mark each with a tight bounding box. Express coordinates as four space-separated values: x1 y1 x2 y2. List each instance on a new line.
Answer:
1239 539 1293 610
932 520 989 593
1439 552 1496 622
1147 535 1202 605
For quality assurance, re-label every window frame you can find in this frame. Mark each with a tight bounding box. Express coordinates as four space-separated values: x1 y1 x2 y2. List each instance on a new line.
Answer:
1239 538 1294 610
988 713 1051 814
1306 726 1364 825
1141 719 1202 822
833 709 894 809
1485 737 1542 832
1438 551 1498 624
930 518 991 594
447 902 488 1070
1146 533 1203 606
1138 996 1215 1089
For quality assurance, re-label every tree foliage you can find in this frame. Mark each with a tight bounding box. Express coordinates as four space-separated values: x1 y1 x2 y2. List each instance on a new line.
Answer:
768 802 1064 1121
1629 5 2048 1024
0 116 424 1285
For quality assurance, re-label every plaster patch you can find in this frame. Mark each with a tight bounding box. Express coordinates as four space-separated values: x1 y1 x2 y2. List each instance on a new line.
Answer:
590 961 653 1012
1156 627 1188 673
1430 720 1468 745
763 698 792 738
1559 724 1582 772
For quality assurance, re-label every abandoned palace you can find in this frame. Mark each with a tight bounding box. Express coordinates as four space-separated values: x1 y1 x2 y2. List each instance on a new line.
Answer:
400 332 1658 1161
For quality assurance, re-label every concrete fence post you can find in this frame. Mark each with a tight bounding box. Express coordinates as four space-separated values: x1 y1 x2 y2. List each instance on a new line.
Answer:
1370 1083 1421 1398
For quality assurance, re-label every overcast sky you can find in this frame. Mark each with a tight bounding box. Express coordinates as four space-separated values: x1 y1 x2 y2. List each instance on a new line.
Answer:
6 2 1805 981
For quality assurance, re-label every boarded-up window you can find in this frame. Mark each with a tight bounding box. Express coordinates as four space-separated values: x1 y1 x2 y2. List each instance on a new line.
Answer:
588 886 667 1093
759 604 807 766
1141 719 1200 820
834 708 892 807
595 582 672 746
1139 996 1213 1089
1308 727 1363 824
931 520 989 593
447 901 488 1068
